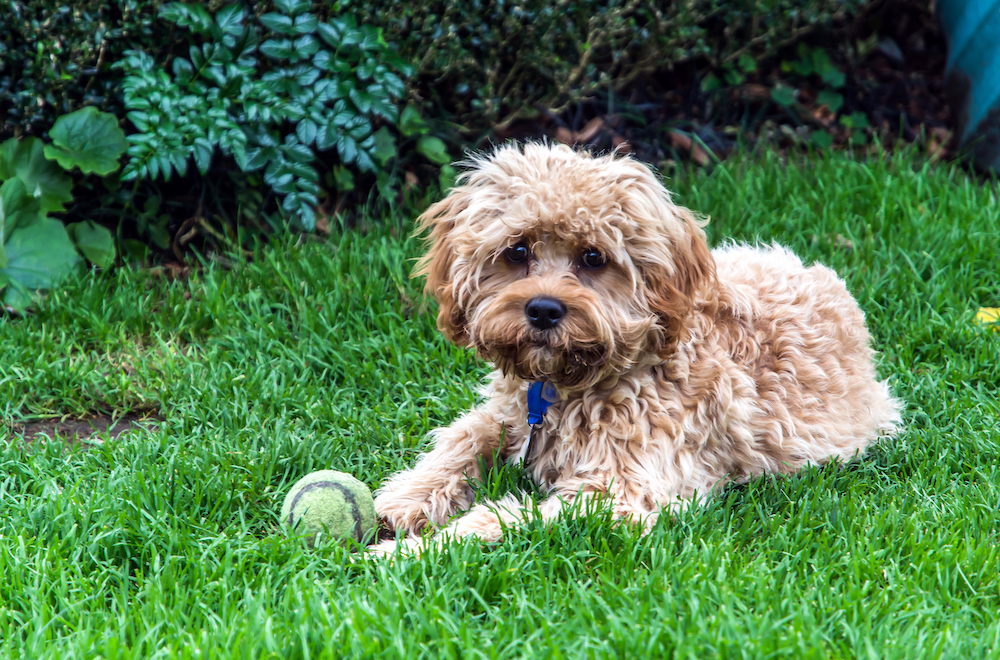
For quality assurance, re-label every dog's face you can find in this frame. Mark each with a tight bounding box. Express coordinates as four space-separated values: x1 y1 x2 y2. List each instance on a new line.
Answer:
416 143 714 390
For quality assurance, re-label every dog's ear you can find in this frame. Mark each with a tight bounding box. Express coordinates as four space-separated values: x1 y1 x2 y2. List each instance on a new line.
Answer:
413 190 471 345
642 205 716 356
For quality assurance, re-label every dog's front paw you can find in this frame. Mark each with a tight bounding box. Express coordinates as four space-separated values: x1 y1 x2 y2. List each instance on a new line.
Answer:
375 477 475 535
373 490 432 536
369 535 426 558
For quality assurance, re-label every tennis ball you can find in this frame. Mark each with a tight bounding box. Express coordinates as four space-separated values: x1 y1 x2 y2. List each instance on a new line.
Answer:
280 470 376 547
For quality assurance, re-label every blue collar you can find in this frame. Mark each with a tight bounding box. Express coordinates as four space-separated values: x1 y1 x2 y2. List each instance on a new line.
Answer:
526 381 559 427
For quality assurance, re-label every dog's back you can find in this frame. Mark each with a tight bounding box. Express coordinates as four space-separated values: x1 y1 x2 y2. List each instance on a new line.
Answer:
708 243 902 472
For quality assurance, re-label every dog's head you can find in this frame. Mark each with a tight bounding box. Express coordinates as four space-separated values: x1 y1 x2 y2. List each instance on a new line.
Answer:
415 143 715 390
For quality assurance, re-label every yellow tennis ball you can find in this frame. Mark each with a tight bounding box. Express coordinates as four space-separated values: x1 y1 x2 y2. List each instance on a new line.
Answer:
280 470 376 547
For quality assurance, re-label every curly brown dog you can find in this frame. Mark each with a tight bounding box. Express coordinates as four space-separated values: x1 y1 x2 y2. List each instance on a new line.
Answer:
372 143 901 555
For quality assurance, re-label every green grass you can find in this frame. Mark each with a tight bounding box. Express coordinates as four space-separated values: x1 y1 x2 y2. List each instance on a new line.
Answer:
2 148 999 659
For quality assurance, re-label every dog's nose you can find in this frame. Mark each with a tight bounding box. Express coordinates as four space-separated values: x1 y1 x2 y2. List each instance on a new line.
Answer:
525 297 566 330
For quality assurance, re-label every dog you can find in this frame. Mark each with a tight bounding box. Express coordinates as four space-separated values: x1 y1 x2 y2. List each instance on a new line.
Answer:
372 142 901 554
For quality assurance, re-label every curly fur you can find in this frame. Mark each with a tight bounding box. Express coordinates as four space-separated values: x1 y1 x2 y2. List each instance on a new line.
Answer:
373 143 901 554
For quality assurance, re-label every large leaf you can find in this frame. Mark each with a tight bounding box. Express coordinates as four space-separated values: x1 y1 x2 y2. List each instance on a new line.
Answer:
1 217 81 293
416 135 450 165
0 178 44 240
66 221 116 268
44 107 128 176
2 279 32 311
0 137 74 212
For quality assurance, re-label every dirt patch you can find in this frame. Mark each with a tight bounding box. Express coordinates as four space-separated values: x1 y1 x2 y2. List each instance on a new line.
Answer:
11 413 161 448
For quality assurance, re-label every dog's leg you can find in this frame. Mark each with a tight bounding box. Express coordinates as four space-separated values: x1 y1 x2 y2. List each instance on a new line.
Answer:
371 482 670 556
434 487 668 542
369 492 549 556
374 407 502 536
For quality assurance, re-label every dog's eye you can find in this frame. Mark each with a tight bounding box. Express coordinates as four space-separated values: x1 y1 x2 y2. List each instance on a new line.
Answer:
505 242 530 264
580 248 606 269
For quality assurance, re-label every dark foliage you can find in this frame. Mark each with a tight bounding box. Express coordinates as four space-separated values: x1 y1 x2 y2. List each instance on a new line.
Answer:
347 0 867 137
0 0 168 139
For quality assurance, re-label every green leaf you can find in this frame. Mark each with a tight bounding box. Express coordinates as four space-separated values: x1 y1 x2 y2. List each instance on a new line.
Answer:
1 217 81 292
840 112 870 130
260 12 294 34
215 5 244 34
312 49 335 71
172 57 195 83
377 71 405 99
416 136 450 165
331 101 357 127
0 137 74 212
277 136 312 163
66 221 115 268
293 13 318 34
737 53 757 73
439 164 457 193
700 74 722 93
811 130 833 149
316 22 344 47
0 178 44 238
296 68 320 87
358 26 383 52
2 279 32 311
291 35 320 62
820 67 846 88
770 84 796 107
272 0 310 17
791 60 813 76
315 123 335 151
187 137 210 174
331 165 355 192
355 146 375 173
357 58 376 81
366 85 399 123
189 43 206 69
344 116 371 140
44 107 128 176
816 90 844 114
399 105 429 138
260 38 294 60
296 120 318 146
160 2 214 34
349 88 373 114
371 126 396 166
336 135 359 165
282 192 316 230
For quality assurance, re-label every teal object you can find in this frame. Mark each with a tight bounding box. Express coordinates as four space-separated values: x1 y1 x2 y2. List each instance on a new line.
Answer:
937 0 1000 171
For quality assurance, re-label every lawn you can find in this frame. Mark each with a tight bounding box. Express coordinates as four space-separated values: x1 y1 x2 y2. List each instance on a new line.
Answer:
1 148 999 659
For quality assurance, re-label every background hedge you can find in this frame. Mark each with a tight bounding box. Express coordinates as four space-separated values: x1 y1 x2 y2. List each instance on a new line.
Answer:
0 0 874 292
2 0 867 141
0 0 167 138
347 0 866 135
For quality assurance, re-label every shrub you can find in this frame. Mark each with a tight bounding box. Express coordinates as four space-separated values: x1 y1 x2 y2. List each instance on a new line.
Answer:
348 0 866 134
0 0 164 139
0 107 127 311
118 1 450 231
